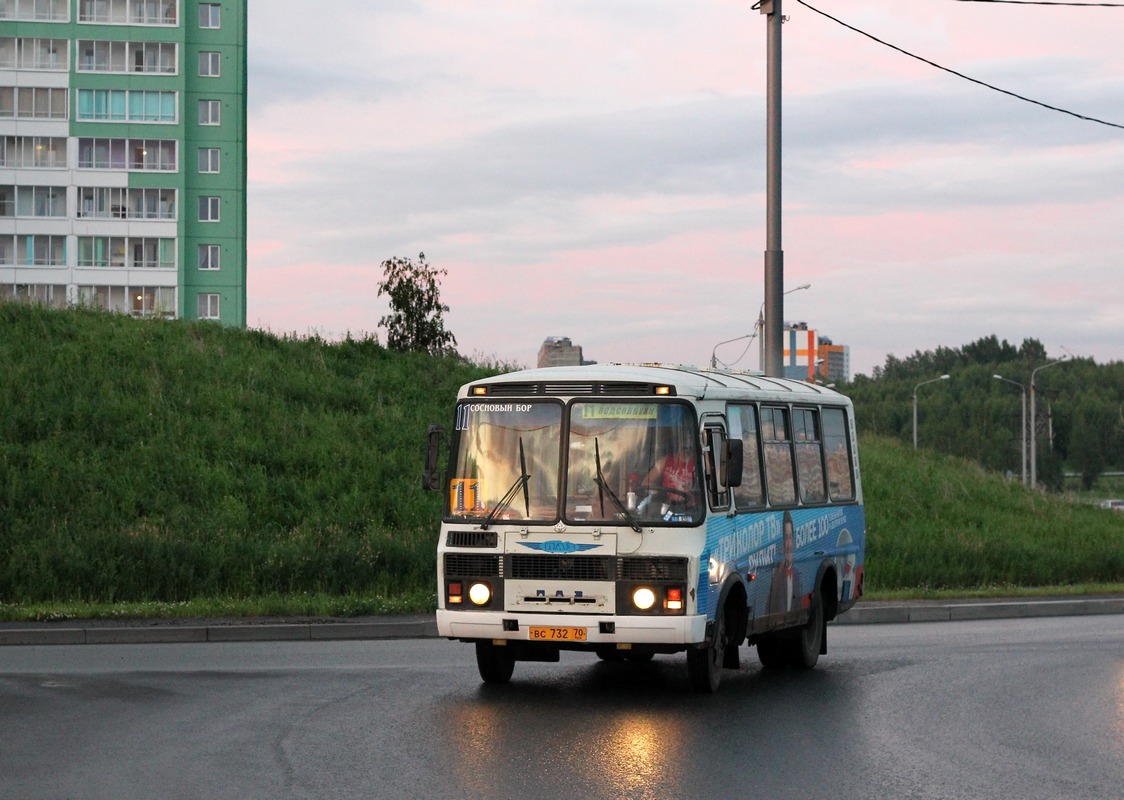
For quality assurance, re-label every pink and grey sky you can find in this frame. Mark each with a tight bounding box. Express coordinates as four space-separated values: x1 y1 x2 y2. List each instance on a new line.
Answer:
246 0 1124 376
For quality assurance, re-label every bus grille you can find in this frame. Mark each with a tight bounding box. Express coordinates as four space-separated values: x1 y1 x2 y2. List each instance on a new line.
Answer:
507 554 614 581
446 530 497 548
618 557 689 581
445 553 502 578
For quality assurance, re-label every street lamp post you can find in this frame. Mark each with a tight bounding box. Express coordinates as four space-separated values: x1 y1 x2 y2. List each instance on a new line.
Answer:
993 374 1027 485
708 284 809 370
912 374 950 450
757 283 810 372
710 333 755 369
1029 357 1068 488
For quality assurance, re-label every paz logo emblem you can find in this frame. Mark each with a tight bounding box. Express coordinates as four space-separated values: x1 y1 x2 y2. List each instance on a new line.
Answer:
553 521 568 533
518 540 601 554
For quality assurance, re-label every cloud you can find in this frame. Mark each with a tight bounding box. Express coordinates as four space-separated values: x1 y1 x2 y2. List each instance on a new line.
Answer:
245 0 1124 377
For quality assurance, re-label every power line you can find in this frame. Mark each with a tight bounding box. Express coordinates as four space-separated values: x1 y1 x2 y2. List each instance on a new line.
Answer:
958 1 1124 7
794 0 1124 130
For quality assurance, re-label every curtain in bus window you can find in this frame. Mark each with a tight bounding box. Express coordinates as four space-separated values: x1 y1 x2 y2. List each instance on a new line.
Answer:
762 407 796 506
822 408 854 501
793 408 827 504
729 404 764 508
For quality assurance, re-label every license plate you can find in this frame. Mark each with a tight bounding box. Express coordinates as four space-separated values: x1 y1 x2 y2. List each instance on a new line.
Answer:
528 625 587 642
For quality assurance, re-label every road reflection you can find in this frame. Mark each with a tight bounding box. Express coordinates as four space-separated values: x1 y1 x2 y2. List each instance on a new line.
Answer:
438 660 690 798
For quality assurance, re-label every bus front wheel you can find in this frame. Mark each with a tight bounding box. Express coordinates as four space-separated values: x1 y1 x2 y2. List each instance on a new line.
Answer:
475 641 515 684
687 606 726 693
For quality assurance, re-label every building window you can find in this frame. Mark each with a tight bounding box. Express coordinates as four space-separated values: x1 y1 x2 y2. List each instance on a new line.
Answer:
198 147 220 174
77 237 179 270
1 185 66 218
78 187 175 220
130 286 176 318
199 3 221 28
0 284 67 309
77 236 126 268
0 0 69 22
10 234 66 266
198 293 220 320
199 196 220 222
198 51 220 77
0 37 68 70
0 86 68 120
0 136 66 168
78 0 177 26
77 137 177 171
77 40 176 73
199 99 220 126
76 89 176 123
198 244 220 270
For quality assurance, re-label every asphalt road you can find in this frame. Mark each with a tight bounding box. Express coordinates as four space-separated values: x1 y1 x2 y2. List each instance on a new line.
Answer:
1 615 1121 800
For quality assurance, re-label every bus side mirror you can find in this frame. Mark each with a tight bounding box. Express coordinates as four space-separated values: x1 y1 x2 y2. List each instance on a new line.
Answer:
722 440 744 488
423 424 444 491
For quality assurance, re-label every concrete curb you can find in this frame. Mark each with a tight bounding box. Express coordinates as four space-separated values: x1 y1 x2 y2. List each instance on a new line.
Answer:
0 616 439 647
0 601 1118 647
831 596 1124 625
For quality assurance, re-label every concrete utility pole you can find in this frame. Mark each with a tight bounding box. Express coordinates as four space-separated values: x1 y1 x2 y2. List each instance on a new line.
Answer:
993 374 1028 485
912 374 950 450
1030 357 1067 488
761 0 784 377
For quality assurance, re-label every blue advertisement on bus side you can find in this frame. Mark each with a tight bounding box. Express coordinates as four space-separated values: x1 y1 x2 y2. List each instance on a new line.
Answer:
699 505 866 622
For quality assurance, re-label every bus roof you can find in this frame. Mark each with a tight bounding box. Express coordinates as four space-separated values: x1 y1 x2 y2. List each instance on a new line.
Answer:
460 363 848 404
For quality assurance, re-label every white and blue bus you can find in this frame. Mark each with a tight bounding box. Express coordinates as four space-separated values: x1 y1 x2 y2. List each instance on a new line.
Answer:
424 364 865 692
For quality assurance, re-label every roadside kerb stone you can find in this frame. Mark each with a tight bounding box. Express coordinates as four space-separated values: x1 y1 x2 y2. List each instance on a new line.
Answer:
309 619 438 641
206 624 311 642
85 627 208 645
0 627 86 646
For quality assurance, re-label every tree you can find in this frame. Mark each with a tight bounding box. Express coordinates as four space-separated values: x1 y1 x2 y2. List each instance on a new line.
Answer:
377 252 457 356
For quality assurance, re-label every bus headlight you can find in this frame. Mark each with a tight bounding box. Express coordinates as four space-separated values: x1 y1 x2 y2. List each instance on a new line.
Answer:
632 587 657 611
468 582 492 606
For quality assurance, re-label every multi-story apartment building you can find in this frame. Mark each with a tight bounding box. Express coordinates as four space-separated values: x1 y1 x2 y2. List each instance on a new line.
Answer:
0 0 246 324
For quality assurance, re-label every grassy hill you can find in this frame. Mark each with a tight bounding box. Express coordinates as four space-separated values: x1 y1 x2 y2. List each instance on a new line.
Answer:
0 303 1120 620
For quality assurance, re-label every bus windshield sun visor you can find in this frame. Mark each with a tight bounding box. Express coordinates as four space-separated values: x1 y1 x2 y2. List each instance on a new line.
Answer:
480 437 530 529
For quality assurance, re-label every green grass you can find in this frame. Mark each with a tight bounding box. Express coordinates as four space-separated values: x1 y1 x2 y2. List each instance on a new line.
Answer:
0 302 1120 623
862 435 1124 591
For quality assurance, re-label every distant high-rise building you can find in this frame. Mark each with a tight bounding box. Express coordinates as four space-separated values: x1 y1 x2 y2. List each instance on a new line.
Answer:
0 0 248 325
782 324 850 383
537 336 593 368
817 337 850 384
783 322 817 381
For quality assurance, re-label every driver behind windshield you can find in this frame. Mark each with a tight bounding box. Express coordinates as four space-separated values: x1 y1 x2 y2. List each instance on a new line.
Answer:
636 428 700 519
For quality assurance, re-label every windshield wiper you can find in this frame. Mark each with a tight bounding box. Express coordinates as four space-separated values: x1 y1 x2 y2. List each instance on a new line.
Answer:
594 438 643 533
480 437 530 529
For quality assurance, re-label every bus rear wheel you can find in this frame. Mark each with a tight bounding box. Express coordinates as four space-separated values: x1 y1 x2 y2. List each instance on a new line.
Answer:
793 585 824 669
475 641 515 684
756 585 825 670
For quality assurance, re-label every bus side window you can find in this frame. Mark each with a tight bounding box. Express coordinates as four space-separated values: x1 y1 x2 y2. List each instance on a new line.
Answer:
729 404 764 509
822 407 855 501
793 408 827 505
761 407 796 506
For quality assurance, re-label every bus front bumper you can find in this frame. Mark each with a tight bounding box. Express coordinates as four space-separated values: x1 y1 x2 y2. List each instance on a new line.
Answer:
436 609 707 646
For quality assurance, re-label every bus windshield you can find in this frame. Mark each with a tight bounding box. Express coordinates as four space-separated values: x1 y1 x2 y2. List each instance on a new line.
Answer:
448 401 562 522
566 402 702 524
